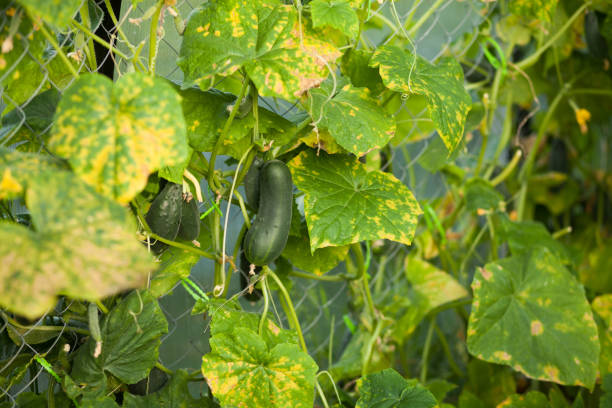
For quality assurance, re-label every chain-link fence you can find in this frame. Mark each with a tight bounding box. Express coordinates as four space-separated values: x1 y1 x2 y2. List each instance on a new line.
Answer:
1 0 498 405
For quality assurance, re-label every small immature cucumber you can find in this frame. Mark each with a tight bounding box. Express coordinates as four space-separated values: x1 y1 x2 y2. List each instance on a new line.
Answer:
177 192 200 241
243 160 293 266
244 156 264 211
145 182 183 253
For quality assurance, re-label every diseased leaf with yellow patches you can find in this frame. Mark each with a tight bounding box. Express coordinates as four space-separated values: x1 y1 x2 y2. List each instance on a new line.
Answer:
467 248 599 387
0 171 154 319
592 295 612 377
377 256 468 344
178 0 340 100
310 0 359 39
288 150 421 251
0 148 66 199
370 45 471 153
16 0 80 27
307 79 396 156
201 309 317 408
509 0 558 23
49 73 189 204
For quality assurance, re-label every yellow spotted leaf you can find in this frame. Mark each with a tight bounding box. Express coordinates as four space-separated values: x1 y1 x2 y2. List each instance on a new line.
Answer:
16 0 80 27
307 79 396 157
49 73 189 204
592 295 612 377
370 45 471 153
178 0 340 100
0 171 154 319
288 150 422 251
467 248 599 388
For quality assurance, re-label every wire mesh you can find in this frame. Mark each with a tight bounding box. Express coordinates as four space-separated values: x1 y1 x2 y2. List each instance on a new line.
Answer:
0 0 502 405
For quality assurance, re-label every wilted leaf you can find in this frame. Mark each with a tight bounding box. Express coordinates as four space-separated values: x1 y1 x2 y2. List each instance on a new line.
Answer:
0 171 154 319
288 150 421 251
49 72 188 204
178 0 340 100
467 248 599 387
307 80 396 156
370 45 471 153
356 368 437 408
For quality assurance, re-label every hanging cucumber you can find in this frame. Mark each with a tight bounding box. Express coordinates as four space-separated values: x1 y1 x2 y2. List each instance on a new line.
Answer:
177 192 200 241
145 181 183 254
244 156 264 211
585 11 609 60
243 160 293 266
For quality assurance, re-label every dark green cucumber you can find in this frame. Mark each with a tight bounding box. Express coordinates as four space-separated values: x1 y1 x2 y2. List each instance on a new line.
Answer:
585 11 608 59
145 182 183 253
244 156 264 211
177 192 200 241
240 239 263 302
243 160 293 266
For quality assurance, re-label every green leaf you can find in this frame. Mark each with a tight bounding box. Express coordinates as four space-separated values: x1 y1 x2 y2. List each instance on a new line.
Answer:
579 240 612 293
150 247 201 298
463 359 515 407
123 369 216 407
49 73 189 204
0 171 154 319
202 311 318 408
178 0 340 100
310 0 359 38
467 248 599 387
509 0 558 23
370 45 472 153
307 80 396 156
497 392 551 408
179 87 294 158
355 368 437 408
340 49 385 95
72 290 168 391
591 295 612 376
464 178 505 214
288 150 422 251
496 214 572 265
377 256 468 343
16 0 80 27
282 233 349 275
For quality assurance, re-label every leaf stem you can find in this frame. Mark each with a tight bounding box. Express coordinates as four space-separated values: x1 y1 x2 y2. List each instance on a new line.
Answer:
72 19 130 61
148 0 164 75
433 321 464 377
490 149 522 187
419 317 436 383
267 269 308 353
258 274 270 337
352 243 376 320
79 2 97 68
103 0 135 51
208 76 250 189
37 23 78 79
362 318 384 376
155 361 173 375
0 311 90 336
516 2 591 70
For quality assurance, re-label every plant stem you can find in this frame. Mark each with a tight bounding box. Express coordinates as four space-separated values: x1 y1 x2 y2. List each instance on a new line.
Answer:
268 269 308 353
148 0 164 75
38 23 78 78
362 318 384 376
103 0 134 51
433 322 464 377
486 214 498 260
79 2 97 68
352 243 376 320
155 361 173 375
419 317 436 383
289 270 346 282
259 274 270 337
208 76 250 189
516 2 591 70
407 0 446 37
72 20 131 61
517 84 570 220
569 88 612 97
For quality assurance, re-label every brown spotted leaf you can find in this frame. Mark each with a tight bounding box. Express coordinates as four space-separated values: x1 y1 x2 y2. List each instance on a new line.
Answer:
201 309 317 408
307 79 396 156
178 0 340 100
0 171 154 319
49 73 188 204
370 45 471 153
288 150 421 251
467 248 599 388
